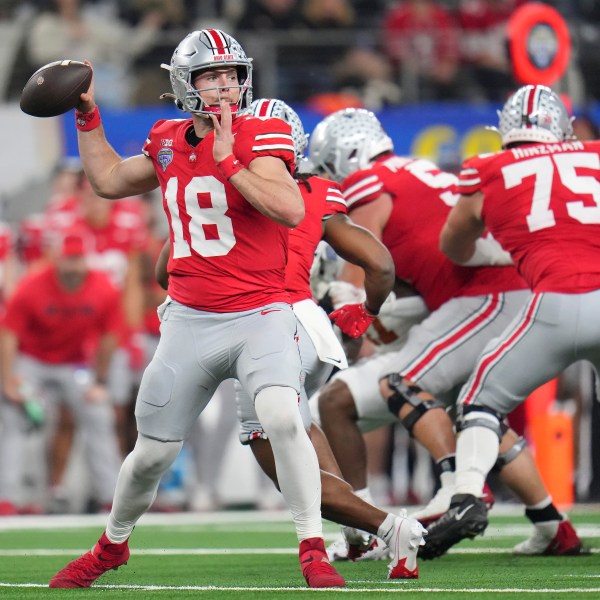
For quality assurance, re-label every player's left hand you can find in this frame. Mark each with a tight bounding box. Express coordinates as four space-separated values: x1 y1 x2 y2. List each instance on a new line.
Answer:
211 98 235 163
329 303 377 338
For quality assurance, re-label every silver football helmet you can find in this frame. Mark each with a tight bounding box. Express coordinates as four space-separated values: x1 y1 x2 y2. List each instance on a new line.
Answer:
497 84 573 147
308 108 393 182
162 29 253 116
247 98 308 168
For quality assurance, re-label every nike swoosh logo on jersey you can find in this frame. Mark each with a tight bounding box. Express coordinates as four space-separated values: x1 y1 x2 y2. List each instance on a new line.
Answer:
454 505 474 521
260 309 281 315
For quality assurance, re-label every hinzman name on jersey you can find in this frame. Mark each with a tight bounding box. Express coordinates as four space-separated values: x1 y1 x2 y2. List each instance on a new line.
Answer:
511 140 584 159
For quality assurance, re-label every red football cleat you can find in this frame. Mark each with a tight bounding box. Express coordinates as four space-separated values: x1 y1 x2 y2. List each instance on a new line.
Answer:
514 518 583 555
300 537 346 588
49 532 130 588
481 482 495 511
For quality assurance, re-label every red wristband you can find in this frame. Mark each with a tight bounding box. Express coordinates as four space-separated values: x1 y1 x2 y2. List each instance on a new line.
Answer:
217 155 244 180
75 106 101 131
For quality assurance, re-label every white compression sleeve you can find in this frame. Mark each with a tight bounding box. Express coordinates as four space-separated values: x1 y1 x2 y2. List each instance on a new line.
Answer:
454 413 500 497
255 386 322 541
106 435 183 544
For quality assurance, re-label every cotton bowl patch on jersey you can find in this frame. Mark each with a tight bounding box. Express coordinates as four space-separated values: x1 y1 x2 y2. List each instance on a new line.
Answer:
158 148 174 171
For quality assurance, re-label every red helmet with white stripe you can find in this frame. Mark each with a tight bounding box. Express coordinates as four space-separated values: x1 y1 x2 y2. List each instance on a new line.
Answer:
498 84 573 147
163 29 253 117
248 99 307 168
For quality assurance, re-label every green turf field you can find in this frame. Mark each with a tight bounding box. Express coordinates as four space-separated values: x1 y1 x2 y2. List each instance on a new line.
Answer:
0 507 598 599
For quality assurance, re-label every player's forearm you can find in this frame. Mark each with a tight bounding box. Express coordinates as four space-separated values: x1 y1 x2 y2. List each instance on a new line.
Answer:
230 169 304 227
0 330 18 389
362 264 395 315
440 192 486 264
93 333 118 385
339 245 394 314
326 217 394 312
122 255 145 328
77 128 157 199
77 126 124 196
440 222 478 264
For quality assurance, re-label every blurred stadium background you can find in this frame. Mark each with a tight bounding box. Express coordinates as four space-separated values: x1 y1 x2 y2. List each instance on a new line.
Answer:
0 0 599 515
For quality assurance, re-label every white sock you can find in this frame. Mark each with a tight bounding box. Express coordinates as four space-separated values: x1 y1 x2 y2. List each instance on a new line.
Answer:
455 415 500 497
106 435 183 544
377 513 397 546
439 470 456 491
255 386 322 541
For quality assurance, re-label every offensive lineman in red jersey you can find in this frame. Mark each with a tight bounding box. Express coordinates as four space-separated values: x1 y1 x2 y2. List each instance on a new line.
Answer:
427 84 597 557
308 108 582 560
49 30 345 589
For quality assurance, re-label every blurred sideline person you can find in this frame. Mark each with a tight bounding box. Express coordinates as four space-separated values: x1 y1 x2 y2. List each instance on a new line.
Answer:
49 29 345 589
0 232 122 515
0 222 18 310
155 97 427 580
426 84 597 557
45 173 149 456
308 107 582 559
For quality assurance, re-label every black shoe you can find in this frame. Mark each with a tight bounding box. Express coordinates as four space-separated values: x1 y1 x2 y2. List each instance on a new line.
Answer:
418 493 488 560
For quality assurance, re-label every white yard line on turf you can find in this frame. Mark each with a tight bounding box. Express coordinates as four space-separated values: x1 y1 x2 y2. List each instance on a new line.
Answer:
2 583 600 593
1 504 599 531
0 546 597 556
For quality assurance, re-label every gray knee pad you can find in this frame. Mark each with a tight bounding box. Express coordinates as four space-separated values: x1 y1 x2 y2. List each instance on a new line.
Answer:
493 436 527 472
386 372 445 434
456 405 503 442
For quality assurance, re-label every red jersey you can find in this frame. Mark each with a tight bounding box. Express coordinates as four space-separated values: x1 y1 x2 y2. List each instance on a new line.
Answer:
18 213 47 265
0 222 13 312
286 177 346 303
342 155 527 311
143 115 296 312
458 140 600 293
1 265 122 364
0 222 13 262
46 197 148 289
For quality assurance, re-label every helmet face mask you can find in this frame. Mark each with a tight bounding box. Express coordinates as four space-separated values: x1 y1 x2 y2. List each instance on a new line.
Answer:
247 98 308 168
497 84 574 147
163 29 253 117
309 109 394 182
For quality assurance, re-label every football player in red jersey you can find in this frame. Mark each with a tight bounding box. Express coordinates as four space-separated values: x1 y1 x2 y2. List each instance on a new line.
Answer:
427 84 597 557
49 30 345 589
308 107 582 559
236 98 426 578
154 98 428 579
